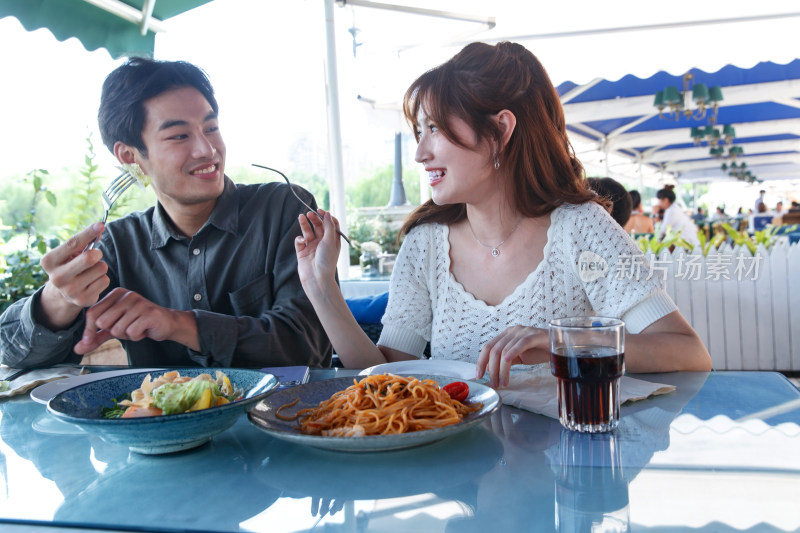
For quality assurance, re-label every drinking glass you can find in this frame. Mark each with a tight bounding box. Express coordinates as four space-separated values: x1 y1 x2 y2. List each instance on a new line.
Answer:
549 317 625 433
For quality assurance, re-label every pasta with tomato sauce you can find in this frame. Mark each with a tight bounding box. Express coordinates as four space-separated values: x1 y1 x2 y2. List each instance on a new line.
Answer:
276 374 482 436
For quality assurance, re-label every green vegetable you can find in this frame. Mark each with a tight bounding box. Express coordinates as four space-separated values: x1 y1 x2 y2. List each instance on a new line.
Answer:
152 380 219 415
0 381 10 392
101 394 130 419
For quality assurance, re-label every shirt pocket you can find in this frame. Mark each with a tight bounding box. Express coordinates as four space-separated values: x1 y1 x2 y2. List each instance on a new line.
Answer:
228 274 273 317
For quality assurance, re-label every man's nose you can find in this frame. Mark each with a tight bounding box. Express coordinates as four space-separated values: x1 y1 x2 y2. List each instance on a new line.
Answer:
193 134 217 158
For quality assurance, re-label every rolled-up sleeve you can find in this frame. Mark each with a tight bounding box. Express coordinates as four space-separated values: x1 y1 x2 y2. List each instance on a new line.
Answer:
0 288 84 368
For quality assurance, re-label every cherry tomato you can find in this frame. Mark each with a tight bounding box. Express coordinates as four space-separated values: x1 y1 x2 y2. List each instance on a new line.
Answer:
443 381 469 403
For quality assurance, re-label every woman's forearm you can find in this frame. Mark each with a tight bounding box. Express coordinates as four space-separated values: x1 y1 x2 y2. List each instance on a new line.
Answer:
625 332 711 372
624 311 712 372
304 281 390 368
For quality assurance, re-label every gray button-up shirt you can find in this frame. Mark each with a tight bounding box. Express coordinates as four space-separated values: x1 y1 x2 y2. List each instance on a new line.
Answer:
0 177 332 368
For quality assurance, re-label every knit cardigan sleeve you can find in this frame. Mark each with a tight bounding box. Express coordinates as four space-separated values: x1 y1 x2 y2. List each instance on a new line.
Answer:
376 224 436 357
558 202 677 333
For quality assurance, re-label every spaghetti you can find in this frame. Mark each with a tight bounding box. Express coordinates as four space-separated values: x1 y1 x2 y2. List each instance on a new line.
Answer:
276 374 482 437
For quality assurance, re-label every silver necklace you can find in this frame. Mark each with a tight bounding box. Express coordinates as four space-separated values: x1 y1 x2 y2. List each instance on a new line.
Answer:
467 217 523 257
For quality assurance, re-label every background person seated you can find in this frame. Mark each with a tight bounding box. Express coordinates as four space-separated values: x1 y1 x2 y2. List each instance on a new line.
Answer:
623 189 655 234
749 201 774 232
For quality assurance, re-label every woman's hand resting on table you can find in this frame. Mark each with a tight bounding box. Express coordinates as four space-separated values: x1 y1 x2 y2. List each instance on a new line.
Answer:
477 325 551 388
295 209 342 299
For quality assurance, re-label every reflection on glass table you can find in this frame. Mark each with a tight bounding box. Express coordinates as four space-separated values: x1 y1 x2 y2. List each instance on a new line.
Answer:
0 369 798 532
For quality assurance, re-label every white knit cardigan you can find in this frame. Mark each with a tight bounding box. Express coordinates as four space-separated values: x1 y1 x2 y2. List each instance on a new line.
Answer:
378 201 676 362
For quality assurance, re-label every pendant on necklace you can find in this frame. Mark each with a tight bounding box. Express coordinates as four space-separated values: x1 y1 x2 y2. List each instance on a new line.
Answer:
491 248 500 257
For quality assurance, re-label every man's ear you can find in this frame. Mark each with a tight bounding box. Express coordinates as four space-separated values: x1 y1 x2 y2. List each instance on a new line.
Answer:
114 142 138 165
495 109 517 149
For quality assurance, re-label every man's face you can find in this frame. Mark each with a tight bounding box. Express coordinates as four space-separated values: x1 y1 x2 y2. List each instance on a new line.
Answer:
134 87 226 215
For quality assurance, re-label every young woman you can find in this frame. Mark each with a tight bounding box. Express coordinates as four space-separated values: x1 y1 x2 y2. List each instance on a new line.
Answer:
296 42 711 388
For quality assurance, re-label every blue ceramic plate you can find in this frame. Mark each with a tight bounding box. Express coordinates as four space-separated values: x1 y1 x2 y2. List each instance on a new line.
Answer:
47 368 279 454
248 374 500 452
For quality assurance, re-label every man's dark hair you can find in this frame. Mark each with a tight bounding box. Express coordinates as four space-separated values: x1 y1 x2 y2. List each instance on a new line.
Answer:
98 57 218 155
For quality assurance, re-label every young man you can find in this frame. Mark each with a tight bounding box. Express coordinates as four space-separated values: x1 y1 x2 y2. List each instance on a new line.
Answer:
0 58 332 369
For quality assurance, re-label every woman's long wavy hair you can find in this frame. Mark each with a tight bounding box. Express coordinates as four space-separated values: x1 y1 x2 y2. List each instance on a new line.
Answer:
400 41 595 237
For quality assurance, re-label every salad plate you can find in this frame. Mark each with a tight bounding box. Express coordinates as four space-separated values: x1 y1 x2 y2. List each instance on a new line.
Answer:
47 368 279 454
248 373 500 452
359 359 477 380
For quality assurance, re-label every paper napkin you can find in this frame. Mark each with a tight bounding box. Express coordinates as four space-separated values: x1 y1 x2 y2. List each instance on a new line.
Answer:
498 364 676 419
0 367 87 399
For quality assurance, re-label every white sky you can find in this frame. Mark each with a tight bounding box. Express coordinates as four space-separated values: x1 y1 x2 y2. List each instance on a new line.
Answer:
1 0 799 196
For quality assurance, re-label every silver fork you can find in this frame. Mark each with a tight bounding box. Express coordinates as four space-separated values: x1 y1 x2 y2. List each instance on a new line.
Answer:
252 164 352 247
84 171 138 251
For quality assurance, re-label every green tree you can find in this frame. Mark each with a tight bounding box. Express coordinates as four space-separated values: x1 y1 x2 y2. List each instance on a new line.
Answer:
347 164 420 208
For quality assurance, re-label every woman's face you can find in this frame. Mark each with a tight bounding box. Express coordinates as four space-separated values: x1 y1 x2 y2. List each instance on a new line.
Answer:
658 196 671 211
414 108 495 206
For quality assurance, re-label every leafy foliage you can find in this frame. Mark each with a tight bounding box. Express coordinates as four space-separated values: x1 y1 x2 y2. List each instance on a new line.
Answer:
59 136 106 236
719 222 798 255
635 228 694 255
347 214 403 265
0 169 59 313
635 223 798 258
0 135 148 314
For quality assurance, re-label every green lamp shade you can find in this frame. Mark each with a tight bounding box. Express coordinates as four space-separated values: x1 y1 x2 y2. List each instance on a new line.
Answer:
653 90 665 107
721 163 728 171
708 86 723 102
704 125 717 137
662 85 682 105
723 124 736 137
692 83 709 104
690 127 703 139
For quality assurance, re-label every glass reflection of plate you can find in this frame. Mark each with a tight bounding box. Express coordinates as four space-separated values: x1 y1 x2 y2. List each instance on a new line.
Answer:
248 374 500 452
256 424 504 500
32 411 86 435
359 360 477 380
53 432 281 531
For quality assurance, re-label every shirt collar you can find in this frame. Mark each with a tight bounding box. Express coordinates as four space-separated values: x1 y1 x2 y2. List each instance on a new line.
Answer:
149 176 239 249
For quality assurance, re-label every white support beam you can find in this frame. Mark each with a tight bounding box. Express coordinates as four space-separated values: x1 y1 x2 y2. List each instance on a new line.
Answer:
140 0 156 36
81 0 167 33
560 78 603 105
666 153 800 173
641 139 800 164
324 0 352 279
775 98 800 110
606 118 800 151
338 0 495 28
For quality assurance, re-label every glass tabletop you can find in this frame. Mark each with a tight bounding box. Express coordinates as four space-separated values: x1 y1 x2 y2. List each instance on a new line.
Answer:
0 369 798 532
